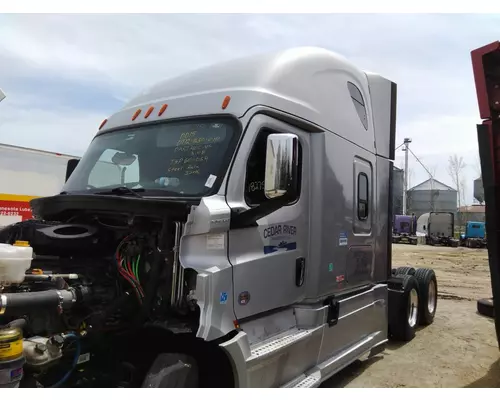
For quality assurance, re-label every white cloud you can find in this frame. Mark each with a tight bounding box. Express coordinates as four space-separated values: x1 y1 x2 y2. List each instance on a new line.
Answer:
397 114 479 156
0 97 106 156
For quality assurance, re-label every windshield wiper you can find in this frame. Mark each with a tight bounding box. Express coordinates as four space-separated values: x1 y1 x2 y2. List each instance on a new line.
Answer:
95 186 145 198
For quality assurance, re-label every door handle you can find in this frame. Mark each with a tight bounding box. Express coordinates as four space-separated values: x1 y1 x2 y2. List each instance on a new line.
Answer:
295 257 305 287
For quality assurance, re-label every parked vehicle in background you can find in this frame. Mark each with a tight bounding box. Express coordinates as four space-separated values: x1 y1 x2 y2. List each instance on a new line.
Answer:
425 212 459 247
460 221 487 248
392 214 418 245
0 143 79 227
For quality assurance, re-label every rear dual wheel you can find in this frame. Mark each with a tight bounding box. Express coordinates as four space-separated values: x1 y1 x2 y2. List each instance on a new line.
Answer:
414 268 437 325
390 268 437 341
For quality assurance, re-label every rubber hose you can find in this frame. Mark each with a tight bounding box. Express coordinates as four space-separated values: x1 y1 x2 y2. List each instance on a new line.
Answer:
0 290 75 317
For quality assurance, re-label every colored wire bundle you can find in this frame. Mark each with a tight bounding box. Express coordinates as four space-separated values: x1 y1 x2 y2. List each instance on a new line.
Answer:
115 235 144 303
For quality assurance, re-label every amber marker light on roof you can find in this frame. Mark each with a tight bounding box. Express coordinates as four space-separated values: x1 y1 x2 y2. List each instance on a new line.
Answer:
99 119 108 130
222 95 231 110
132 109 142 121
144 106 154 119
158 104 168 116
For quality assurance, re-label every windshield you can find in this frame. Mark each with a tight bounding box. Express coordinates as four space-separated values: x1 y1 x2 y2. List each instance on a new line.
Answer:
63 117 240 197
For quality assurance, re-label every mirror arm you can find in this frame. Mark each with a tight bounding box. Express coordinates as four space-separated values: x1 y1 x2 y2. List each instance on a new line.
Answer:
230 194 293 230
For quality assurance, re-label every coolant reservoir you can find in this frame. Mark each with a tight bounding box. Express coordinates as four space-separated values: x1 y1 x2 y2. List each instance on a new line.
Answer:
0 241 33 285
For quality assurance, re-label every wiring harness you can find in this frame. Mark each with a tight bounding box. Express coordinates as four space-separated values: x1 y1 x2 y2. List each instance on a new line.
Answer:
115 235 145 303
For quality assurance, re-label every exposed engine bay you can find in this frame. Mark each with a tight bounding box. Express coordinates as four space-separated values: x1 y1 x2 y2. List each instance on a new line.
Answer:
0 203 216 388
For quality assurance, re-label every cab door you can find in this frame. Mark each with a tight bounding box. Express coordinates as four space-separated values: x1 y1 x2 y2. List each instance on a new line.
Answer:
345 156 375 288
225 114 310 320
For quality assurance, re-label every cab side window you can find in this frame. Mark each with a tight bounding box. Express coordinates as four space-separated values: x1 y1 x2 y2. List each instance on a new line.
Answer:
245 129 302 206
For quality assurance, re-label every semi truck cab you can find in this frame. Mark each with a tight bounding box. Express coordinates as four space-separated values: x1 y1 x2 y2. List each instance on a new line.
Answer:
460 221 487 248
392 214 418 245
0 47 438 388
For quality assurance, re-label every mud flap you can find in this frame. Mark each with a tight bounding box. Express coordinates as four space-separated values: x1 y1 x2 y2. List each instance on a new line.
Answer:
387 276 404 338
141 353 198 388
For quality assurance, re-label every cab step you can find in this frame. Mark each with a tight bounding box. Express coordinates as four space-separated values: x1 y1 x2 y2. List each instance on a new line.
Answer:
248 327 314 361
282 373 321 388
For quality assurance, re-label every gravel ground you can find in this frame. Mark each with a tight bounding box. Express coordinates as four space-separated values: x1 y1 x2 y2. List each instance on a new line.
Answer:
321 244 500 388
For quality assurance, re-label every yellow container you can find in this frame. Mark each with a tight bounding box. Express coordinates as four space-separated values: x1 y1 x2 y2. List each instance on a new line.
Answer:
0 327 23 362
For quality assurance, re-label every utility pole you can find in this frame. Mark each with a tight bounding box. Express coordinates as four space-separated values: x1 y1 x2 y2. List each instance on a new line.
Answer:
402 137 412 215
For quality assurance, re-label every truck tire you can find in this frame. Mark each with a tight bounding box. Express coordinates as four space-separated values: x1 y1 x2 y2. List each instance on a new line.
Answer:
414 268 437 325
394 266 416 276
389 275 420 342
477 298 495 318
141 353 199 388
391 268 397 275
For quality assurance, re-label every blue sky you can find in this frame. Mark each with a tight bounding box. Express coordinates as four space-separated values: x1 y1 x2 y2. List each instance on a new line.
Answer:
0 13 498 203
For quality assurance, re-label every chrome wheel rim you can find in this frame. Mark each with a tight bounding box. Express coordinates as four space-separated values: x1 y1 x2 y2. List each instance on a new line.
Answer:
408 288 419 327
428 280 436 315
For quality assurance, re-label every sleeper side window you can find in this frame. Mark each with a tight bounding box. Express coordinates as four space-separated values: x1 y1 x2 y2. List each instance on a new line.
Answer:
245 129 302 206
347 82 368 131
358 172 369 220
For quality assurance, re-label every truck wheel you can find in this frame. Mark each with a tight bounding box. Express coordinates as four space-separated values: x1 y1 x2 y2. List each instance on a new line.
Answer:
389 275 420 342
395 266 416 276
477 298 495 318
141 353 199 387
414 268 437 325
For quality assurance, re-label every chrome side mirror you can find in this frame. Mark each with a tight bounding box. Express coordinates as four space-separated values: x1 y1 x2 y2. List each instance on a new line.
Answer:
264 133 299 200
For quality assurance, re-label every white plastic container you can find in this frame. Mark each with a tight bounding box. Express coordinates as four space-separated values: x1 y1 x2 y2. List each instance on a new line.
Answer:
0 241 33 285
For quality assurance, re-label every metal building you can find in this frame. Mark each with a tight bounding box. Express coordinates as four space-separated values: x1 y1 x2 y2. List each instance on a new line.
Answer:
407 178 457 219
458 205 485 223
392 166 404 215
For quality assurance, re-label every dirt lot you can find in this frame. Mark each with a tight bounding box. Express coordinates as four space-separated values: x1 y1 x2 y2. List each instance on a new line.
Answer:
322 244 500 388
